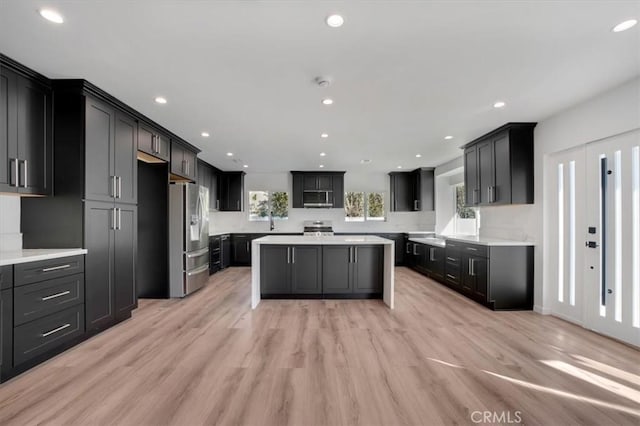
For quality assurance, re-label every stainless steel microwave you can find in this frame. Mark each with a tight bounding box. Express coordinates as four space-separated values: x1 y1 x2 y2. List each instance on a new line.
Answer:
303 190 333 207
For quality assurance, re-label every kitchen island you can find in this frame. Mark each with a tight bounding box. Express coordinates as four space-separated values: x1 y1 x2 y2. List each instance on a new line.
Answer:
251 235 395 309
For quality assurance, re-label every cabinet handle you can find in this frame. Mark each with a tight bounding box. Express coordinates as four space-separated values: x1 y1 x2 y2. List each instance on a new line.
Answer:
111 175 117 198
216 200 220 210
467 247 477 251
414 200 419 210
12 158 19 187
446 257 456 262
117 208 122 230
354 247 357 263
406 242 410 254
292 247 295 264
471 258 476 276
236 200 240 210
112 207 117 230
42 264 71 272
413 245 418 255
41 323 71 337
287 247 290 264
21 159 28 188
446 273 456 280
430 247 435 261
41 290 71 301
116 176 122 198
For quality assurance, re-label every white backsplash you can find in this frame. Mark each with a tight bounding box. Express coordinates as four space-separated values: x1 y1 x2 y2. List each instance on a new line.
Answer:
0 194 22 250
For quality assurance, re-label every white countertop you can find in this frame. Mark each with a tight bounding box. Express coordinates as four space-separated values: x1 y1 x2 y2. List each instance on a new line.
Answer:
208 231 232 236
254 235 393 245
409 237 446 247
0 248 88 266
444 235 535 246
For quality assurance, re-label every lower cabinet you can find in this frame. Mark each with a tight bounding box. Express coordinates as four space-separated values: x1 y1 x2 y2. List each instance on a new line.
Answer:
231 234 253 266
0 289 12 378
322 245 383 296
461 253 488 302
85 201 137 332
424 245 445 280
260 245 322 296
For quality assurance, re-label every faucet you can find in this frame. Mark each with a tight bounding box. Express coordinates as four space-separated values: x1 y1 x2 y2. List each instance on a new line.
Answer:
269 212 275 231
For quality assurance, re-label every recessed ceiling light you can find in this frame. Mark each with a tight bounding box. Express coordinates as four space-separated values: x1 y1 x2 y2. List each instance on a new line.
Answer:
154 96 167 104
493 101 506 108
444 135 453 140
39 9 64 24
320 133 329 138
201 132 210 137
243 164 249 168
319 164 325 168
322 98 334 105
226 152 233 156
360 159 371 164
326 14 344 28
612 19 638 32
415 154 422 158
320 152 326 157
397 166 403 169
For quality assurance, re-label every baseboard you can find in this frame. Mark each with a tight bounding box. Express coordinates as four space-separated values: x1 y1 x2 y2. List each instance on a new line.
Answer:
533 305 550 314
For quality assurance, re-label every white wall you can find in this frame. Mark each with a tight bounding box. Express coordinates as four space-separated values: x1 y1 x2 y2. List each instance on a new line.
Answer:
210 171 435 233
434 156 463 235
0 194 22 250
478 76 640 312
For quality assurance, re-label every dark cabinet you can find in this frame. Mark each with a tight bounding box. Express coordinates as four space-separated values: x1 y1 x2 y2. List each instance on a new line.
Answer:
0 288 12 379
389 168 434 212
260 245 322 295
0 63 52 196
85 98 137 204
424 245 445 280
231 233 261 265
291 171 345 208
197 159 220 210
463 123 536 207
444 242 462 291
322 245 383 295
377 233 404 266
85 201 137 331
170 141 197 181
209 235 221 274
219 172 245 211
461 254 488 302
138 122 170 162
221 234 231 269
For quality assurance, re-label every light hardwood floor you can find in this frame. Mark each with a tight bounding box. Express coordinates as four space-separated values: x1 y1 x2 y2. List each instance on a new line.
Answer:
0 267 639 426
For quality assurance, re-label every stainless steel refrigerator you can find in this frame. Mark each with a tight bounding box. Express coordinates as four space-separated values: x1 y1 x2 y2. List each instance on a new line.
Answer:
169 183 210 297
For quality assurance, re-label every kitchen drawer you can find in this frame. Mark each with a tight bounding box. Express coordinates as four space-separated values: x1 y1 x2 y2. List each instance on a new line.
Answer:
461 243 488 258
14 255 84 287
14 273 84 326
445 271 460 286
14 304 84 366
445 252 461 267
0 266 12 290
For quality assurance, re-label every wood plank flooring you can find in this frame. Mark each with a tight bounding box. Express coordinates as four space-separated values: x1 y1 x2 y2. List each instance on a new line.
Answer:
0 267 639 425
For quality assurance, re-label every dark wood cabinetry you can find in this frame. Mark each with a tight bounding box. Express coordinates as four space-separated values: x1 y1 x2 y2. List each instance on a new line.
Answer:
322 245 383 296
0 58 52 196
209 233 230 274
464 123 536 207
389 168 434 212
424 245 445 280
231 234 258 265
260 245 322 296
0 288 12 379
291 171 345 208
218 171 245 211
197 159 221 210
137 122 170 162
170 141 197 181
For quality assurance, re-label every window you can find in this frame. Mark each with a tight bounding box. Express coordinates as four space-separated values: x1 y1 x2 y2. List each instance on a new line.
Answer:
249 191 288 221
367 192 385 221
454 184 478 235
344 191 386 221
344 192 365 222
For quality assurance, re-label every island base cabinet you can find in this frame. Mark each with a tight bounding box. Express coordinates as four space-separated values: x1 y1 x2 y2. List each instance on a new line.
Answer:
322 246 352 294
322 245 383 297
353 246 383 293
260 245 322 296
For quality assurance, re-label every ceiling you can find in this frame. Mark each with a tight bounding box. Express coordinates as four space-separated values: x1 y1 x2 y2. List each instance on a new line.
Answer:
1 1 639 173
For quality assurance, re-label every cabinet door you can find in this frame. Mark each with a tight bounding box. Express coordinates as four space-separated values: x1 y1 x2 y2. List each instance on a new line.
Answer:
0 68 17 193
353 246 383 293
226 173 244 211
170 143 184 176
260 245 290 294
137 123 155 157
492 133 511 205
156 134 170 162
316 175 332 191
291 173 303 208
114 204 137 319
114 111 137 204
85 98 116 203
433 247 445 279
303 175 318 190
461 253 474 296
221 236 231 268
210 170 219 210
232 236 251 265
477 140 494 205
322 246 352 293
1 288 13 376
291 246 322 294
183 148 197 180
470 256 488 302
464 146 478 206
16 76 52 195
390 173 413 211
84 201 115 331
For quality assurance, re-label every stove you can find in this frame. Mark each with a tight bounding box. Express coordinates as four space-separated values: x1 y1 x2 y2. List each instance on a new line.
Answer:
303 220 334 237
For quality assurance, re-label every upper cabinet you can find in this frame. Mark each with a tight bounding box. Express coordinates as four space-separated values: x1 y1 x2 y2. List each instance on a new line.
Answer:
0 58 52 196
463 123 536 207
389 168 434 212
218 171 245 211
291 171 345 208
170 140 197 181
197 159 220 210
137 122 170 162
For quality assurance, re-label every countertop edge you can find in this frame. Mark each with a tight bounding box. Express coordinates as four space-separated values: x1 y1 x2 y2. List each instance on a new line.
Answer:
0 248 88 266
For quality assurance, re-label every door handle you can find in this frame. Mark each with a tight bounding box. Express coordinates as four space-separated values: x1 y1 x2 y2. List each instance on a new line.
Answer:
413 245 418 255
414 200 419 210
236 200 240 210
406 242 410 254
111 175 117 197
216 199 220 210
41 290 71 301
11 158 19 187
41 323 71 337
117 208 121 230
292 247 295 264
430 247 435 261
21 159 28 188
116 176 122 198
42 264 71 272
112 207 117 230
354 247 357 263
287 247 290 264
